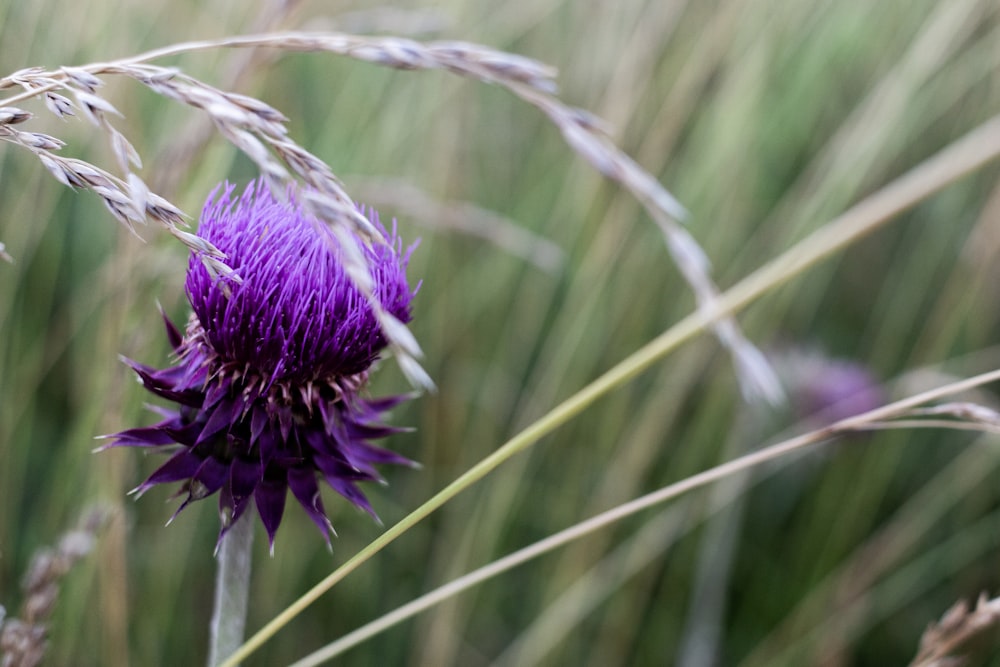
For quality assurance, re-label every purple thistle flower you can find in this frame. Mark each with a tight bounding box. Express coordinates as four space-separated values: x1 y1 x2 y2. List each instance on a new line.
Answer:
103 180 419 551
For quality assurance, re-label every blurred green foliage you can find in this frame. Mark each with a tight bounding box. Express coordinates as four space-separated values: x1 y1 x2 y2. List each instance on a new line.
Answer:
3 0 1000 665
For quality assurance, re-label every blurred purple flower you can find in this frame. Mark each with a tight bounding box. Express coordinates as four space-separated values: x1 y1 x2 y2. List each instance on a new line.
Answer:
775 349 885 424
104 180 419 551
797 361 884 423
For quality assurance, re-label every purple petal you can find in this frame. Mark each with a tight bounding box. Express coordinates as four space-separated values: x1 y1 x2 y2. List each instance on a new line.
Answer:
345 422 411 441
353 442 417 468
161 420 206 447
254 476 288 553
314 452 378 482
203 374 234 411
326 477 378 521
276 405 293 442
197 397 238 443
287 468 333 544
257 429 278 469
102 424 178 447
144 404 180 419
360 393 414 413
132 450 202 496
230 457 260 503
217 458 260 541
159 306 184 351
190 457 229 499
124 359 204 407
318 397 340 436
250 406 269 445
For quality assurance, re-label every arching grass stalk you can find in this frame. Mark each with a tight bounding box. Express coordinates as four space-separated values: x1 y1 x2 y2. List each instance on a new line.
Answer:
219 112 1000 667
289 366 1000 666
0 29 775 402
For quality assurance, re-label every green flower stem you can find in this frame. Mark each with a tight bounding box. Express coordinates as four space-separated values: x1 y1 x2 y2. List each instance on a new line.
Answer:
219 112 1000 667
209 510 254 667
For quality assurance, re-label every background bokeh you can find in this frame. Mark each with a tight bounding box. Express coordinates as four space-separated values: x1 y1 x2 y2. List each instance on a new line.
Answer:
3 0 1000 665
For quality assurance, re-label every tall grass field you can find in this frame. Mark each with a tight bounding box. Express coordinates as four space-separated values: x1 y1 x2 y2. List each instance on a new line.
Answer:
3 0 1000 665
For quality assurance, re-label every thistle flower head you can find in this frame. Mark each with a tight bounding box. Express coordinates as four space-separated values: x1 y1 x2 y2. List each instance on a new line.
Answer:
104 180 419 551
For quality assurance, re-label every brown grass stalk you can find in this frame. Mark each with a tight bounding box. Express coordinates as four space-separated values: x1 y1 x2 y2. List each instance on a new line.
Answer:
287 368 1000 666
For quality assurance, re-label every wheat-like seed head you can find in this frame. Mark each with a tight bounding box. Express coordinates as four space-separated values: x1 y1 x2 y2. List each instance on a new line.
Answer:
910 594 1000 667
0 506 111 667
0 29 782 400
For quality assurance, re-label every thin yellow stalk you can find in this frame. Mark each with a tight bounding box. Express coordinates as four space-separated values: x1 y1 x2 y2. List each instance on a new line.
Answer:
289 367 1000 666
218 114 1000 667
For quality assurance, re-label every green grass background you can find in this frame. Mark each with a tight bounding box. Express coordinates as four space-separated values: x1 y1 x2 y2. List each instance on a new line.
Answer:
2 0 1000 665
